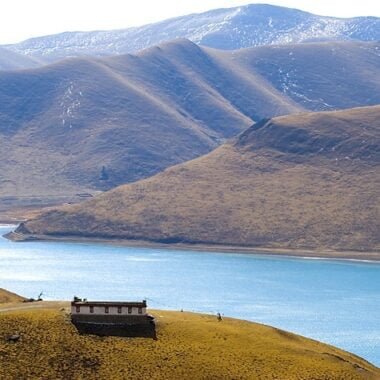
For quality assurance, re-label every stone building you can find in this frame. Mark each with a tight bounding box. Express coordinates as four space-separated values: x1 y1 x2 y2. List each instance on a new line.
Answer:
71 298 156 338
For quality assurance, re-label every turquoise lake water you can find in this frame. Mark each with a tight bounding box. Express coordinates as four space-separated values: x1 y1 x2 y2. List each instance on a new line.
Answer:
0 225 379 366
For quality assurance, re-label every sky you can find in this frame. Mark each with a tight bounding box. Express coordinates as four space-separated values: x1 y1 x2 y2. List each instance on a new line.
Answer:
0 0 379 45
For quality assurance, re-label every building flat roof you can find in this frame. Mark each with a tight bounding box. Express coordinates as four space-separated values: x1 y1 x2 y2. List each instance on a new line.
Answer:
72 300 147 307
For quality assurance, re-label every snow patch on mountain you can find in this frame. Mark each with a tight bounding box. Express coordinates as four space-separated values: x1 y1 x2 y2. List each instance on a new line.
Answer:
3 4 380 64
60 82 83 128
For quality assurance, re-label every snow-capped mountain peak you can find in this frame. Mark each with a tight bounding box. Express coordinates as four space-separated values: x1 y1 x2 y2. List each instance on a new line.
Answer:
3 4 380 66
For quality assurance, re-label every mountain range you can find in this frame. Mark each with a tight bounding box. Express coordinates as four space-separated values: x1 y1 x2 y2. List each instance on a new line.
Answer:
1 39 379 211
3 4 380 68
15 105 380 252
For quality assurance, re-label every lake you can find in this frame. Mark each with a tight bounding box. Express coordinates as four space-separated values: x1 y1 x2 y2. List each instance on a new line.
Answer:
0 225 379 365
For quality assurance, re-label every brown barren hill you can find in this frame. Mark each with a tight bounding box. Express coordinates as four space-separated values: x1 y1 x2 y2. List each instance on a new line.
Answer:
0 288 25 303
0 305 378 379
15 105 380 252
1 40 380 210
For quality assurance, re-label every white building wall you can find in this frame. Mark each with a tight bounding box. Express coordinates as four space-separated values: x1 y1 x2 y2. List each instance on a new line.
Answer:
71 305 146 316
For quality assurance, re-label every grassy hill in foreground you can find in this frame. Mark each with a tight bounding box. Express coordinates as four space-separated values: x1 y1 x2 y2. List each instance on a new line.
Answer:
16 105 380 252
0 304 378 379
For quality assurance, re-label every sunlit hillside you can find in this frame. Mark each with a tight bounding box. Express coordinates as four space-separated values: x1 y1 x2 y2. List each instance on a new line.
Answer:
18 105 380 252
0 303 378 379
0 288 25 303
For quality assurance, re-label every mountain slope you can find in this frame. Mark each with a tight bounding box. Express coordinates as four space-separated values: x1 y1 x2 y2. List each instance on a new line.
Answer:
1 40 379 207
0 288 25 303
0 47 43 71
17 105 380 252
209 40 380 113
5 4 380 64
0 40 253 201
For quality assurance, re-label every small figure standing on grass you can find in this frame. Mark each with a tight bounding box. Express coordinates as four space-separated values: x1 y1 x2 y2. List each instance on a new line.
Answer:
217 312 222 321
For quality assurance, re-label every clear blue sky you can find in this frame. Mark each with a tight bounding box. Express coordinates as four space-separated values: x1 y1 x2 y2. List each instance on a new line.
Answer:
1 0 379 44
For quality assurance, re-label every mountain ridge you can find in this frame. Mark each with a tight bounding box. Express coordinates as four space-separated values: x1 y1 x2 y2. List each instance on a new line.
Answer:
3 4 380 67
2 38 379 209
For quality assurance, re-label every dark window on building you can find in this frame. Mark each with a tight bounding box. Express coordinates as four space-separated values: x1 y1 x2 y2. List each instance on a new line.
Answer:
105 306 109 314
138 307 142 314
128 306 132 314
90 306 94 313
76 306 80 313
117 306 122 314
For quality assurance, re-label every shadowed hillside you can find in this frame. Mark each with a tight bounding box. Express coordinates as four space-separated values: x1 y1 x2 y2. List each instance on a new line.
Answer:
17 105 380 252
214 41 380 112
0 40 254 203
0 304 378 379
0 47 43 71
1 40 380 211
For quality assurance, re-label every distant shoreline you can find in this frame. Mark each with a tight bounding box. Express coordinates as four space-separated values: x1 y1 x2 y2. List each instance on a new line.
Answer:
3 226 380 263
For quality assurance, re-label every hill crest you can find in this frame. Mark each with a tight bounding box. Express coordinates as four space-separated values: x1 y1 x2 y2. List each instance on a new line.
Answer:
15 105 380 252
0 304 378 378
237 106 380 163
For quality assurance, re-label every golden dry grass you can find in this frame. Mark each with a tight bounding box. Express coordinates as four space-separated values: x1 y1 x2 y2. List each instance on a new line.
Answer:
0 289 25 304
0 304 378 379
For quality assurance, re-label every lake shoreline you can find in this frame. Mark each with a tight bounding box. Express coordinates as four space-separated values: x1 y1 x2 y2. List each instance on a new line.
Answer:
4 228 380 263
